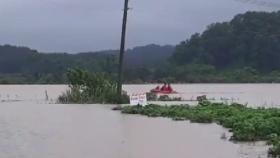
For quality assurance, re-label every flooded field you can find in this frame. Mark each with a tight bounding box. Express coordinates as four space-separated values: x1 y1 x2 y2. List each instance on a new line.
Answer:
0 103 269 158
1 84 280 107
0 84 278 158
124 84 280 107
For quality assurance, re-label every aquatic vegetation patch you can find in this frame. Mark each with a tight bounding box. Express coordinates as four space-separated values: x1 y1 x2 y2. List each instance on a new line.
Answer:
121 102 280 157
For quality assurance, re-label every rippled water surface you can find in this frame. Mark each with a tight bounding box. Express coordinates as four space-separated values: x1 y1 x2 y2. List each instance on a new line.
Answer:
0 84 277 158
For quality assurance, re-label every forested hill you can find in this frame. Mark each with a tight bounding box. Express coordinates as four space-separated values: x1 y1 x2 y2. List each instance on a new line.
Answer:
124 44 174 67
2 11 280 83
171 11 280 72
156 11 280 83
80 44 175 67
0 44 174 83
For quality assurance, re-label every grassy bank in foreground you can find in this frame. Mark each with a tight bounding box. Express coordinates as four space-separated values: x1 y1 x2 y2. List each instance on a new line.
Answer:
121 102 280 157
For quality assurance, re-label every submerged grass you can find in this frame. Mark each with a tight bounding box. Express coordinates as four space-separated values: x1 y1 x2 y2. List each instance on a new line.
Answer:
121 102 280 157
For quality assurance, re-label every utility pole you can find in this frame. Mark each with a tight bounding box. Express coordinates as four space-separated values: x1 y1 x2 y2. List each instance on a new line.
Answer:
117 0 129 103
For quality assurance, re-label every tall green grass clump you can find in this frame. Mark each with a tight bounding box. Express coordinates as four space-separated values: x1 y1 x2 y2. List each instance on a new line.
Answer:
58 68 129 104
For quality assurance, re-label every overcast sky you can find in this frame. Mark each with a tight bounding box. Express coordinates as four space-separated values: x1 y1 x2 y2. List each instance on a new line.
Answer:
0 0 278 53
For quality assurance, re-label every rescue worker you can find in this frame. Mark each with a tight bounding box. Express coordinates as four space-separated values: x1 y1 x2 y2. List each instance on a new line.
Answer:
167 83 173 92
160 83 168 91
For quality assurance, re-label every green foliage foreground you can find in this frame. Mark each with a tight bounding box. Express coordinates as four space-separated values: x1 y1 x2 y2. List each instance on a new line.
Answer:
121 102 280 157
58 68 129 104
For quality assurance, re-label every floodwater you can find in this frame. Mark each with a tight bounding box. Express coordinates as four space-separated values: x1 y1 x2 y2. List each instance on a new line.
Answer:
0 84 278 158
124 84 280 107
1 84 280 106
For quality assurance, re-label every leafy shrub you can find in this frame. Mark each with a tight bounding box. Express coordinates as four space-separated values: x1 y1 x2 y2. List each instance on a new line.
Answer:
58 68 129 104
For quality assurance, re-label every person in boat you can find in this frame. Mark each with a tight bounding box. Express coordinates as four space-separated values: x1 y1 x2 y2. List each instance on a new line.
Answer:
151 83 175 93
151 85 160 92
160 83 168 91
166 83 173 92
155 86 160 91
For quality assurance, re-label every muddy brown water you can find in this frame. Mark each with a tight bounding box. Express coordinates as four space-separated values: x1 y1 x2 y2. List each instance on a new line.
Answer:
123 84 280 107
0 84 277 158
1 84 279 107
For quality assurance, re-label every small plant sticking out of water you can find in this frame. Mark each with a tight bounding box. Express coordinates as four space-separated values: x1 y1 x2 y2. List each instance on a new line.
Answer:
120 103 280 157
58 68 129 104
220 132 227 140
268 134 280 157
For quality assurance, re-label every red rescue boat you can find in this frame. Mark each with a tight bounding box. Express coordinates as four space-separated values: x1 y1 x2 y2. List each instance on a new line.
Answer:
150 84 177 94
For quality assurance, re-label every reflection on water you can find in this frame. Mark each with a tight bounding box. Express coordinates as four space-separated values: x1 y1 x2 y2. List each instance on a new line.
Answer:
0 84 277 158
0 103 269 158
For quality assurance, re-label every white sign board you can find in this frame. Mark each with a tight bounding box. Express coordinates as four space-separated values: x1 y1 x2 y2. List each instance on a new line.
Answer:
130 94 140 106
130 93 147 106
138 94 147 106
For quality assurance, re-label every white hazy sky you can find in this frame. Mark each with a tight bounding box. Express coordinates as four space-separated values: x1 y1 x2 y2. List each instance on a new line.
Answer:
0 0 278 53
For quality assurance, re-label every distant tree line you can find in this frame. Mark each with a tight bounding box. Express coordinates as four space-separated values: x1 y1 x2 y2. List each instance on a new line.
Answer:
1 11 280 84
165 11 280 83
124 11 280 83
0 44 174 84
